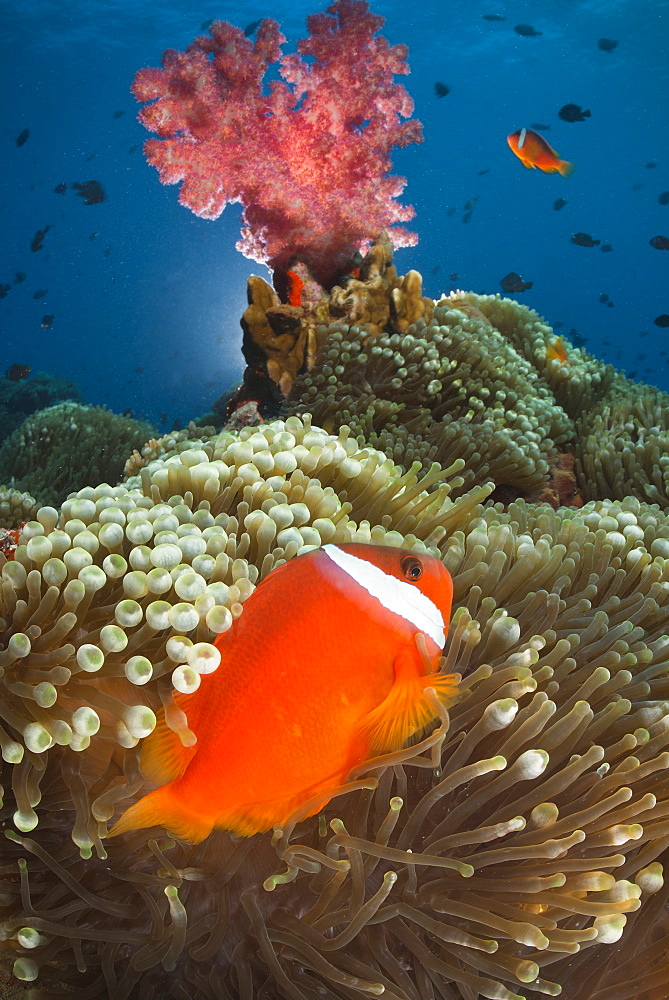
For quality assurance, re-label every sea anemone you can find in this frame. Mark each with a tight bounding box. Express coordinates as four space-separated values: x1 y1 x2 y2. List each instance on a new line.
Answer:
2 418 669 998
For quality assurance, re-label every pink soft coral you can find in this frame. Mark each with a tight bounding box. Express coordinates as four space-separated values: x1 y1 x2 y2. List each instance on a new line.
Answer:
132 0 423 289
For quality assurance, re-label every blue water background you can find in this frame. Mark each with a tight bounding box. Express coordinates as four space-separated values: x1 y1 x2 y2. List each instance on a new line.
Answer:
2 0 668 430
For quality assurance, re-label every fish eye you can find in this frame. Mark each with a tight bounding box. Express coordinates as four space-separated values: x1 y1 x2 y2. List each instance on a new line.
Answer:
401 555 423 581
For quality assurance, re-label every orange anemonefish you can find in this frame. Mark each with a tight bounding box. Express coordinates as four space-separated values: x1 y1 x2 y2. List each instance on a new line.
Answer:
546 336 568 363
109 543 458 843
507 128 574 178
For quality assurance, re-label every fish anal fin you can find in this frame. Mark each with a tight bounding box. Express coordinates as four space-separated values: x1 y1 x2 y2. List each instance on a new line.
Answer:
140 705 197 785
358 640 460 755
108 784 215 844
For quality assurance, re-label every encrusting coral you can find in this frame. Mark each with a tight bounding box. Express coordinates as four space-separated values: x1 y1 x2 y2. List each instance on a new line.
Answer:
2 415 669 999
0 402 155 508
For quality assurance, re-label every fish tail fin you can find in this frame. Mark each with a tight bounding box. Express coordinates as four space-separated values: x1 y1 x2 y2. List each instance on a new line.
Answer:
559 160 575 178
359 642 460 755
108 784 214 844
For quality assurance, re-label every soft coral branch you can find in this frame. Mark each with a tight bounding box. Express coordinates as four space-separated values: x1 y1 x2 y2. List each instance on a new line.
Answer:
132 0 423 288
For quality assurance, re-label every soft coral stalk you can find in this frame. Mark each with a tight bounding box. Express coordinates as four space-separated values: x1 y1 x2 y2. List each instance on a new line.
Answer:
132 0 423 288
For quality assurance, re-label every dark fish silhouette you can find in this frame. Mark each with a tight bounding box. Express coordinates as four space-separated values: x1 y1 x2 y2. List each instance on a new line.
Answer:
514 24 542 36
128 144 139 154
5 364 32 381
482 14 506 21
559 104 591 122
553 198 567 211
112 110 126 118
16 129 30 147
30 226 50 252
530 123 551 131
54 182 67 194
14 272 26 284
599 294 609 303
200 18 214 31
659 192 669 205
73 180 106 205
244 20 262 36
0 285 10 299
32 288 48 300
646 161 658 169
654 315 669 328
500 272 533 293
572 232 600 247
650 236 669 250
600 244 613 252
598 38 618 52
434 82 450 98
41 314 54 329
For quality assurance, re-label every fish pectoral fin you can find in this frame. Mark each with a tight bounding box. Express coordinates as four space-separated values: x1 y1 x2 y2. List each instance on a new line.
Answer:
140 704 198 785
359 641 460 754
108 785 215 844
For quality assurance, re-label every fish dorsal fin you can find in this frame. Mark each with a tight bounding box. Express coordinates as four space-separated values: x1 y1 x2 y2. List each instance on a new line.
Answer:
140 694 199 785
358 640 460 754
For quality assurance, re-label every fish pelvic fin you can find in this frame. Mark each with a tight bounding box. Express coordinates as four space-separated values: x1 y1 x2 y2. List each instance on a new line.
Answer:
140 704 197 786
108 784 215 844
558 160 575 178
359 639 460 755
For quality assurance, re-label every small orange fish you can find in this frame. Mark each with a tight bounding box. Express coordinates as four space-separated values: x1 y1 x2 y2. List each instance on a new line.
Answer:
546 336 568 363
0 523 25 560
110 543 457 843
507 128 574 177
286 269 304 307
